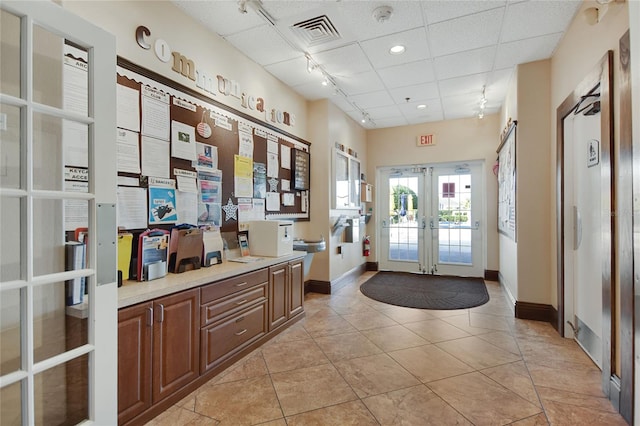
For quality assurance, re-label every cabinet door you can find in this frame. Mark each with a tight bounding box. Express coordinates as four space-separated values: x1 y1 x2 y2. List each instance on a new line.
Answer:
152 288 200 403
118 302 153 425
288 259 304 318
268 264 288 330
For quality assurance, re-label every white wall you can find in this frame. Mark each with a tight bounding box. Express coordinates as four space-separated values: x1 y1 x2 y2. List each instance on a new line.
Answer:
366 114 501 273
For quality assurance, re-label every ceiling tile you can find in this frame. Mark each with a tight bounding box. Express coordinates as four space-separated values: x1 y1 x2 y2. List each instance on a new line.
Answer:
264 56 315 87
407 109 444 124
428 8 505 57
172 0 264 36
330 95 357 113
377 59 436 89
486 68 514 103
336 71 385 96
438 73 489 98
337 1 426 41
365 104 404 120
313 44 372 76
372 116 410 128
494 33 562 69
501 0 581 43
423 0 506 25
224 25 301 66
434 46 496 80
350 90 395 109
388 82 440 104
360 27 431 69
292 80 337 101
441 93 481 119
397 101 442 118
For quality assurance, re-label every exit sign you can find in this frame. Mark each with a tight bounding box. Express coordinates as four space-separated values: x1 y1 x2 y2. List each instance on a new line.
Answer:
417 134 436 146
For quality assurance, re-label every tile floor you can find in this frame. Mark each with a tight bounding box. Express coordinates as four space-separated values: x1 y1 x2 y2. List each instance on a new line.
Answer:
146 272 628 425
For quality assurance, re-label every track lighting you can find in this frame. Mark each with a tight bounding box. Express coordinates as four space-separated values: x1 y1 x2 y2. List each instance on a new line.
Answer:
478 86 487 119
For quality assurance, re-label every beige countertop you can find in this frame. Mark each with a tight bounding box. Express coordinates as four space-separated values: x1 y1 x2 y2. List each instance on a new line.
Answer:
118 250 306 309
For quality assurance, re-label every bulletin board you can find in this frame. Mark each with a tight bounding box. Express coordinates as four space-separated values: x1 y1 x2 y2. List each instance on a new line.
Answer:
115 58 311 235
497 120 517 241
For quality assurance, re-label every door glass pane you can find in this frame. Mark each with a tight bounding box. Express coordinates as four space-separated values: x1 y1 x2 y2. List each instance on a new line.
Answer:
0 9 21 98
33 282 88 363
32 198 65 276
335 151 349 208
388 176 419 261
34 356 89 426
33 24 63 109
0 104 22 189
0 380 22 426
1 196 24 282
34 113 89 191
0 288 21 375
438 174 472 264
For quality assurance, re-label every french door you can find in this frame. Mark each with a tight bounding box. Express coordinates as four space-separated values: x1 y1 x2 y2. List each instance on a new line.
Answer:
378 162 483 277
0 2 117 424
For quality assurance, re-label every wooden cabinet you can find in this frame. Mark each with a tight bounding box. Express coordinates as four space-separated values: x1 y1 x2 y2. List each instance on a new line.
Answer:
118 302 152 425
118 289 199 424
269 259 304 331
152 289 200 403
200 270 268 373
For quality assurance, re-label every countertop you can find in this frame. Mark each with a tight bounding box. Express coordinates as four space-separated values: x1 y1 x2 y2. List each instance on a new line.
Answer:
118 250 306 309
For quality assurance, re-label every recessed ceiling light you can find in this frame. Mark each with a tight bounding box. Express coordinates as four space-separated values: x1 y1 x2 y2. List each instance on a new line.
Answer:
389 45 405 55
417 104 427 109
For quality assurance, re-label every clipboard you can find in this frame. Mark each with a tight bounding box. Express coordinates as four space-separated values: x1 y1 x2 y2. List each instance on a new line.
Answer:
168 224 203 273
137 229 169 281
117 232 133 281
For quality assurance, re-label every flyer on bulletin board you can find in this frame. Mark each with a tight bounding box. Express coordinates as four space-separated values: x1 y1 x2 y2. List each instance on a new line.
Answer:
148 177 178 224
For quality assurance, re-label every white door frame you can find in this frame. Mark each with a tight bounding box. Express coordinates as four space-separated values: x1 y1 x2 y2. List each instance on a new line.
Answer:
0 2 117 424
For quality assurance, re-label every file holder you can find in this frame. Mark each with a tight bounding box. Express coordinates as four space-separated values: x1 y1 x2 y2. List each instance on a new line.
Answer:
168 225 203 273
137 229 169 282
117 232 133 281
202 226 224 267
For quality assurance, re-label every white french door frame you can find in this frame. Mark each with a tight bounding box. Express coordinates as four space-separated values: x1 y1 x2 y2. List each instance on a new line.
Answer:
0 2 117 424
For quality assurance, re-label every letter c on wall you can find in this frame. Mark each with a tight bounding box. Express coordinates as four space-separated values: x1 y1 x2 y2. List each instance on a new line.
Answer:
136 26 151 49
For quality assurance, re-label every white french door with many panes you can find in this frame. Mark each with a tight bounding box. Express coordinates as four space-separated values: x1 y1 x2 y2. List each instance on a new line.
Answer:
378 162 484 277
0 2 117 425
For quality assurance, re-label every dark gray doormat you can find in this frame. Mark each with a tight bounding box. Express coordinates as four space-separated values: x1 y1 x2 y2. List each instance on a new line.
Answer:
360 271 489 310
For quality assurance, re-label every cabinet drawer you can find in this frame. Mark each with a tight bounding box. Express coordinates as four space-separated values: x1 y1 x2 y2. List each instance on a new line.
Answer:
201 269 268 304
200 302 267 373
200 283 267 327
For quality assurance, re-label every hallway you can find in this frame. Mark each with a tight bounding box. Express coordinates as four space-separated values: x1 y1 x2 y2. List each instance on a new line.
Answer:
146 272 627 425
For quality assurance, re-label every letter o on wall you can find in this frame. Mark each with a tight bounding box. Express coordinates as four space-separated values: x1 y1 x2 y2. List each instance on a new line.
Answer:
154 39 172 63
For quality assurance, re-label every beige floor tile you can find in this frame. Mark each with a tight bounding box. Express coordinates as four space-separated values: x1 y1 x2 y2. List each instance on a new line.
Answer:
542 399 628 425
428 372 542 425
536 385 619 413
211 351 268 385
270 363 357 416
361 324 429 352
285 400 379 425
371 305 436 323
404 318 471 342
145 405 218 425
302 313 358 337
481 361 541 407
475 330 522 356
327 295 377 314
313 331 382 362
526 362 604 397
194 376 282 425
509 413 550 425
436 336 522 370
440 313 496 335
334 353 420 398
254 419 287 426
261 338 329 373
389 344 474 383
262 322 310 345
518 339 596 370
175 389 198 411
341 311 398 330
469 312 512 331
362 384 472 425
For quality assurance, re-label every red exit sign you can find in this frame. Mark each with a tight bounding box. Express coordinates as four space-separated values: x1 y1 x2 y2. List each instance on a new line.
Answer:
417 134 436 146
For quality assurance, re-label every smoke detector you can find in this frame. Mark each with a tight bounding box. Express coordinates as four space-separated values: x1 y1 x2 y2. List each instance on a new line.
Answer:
372 6 393 23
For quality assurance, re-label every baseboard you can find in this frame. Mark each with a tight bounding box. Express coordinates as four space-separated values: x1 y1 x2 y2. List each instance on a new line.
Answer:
514 301 555 323
484 270 499 281
365 261 378 271
305 263 368 294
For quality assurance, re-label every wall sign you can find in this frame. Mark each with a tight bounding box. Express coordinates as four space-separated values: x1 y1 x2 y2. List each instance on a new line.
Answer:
417 134 436 147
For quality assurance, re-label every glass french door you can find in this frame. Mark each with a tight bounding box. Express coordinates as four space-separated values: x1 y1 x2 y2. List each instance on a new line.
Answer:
379 163 483 277
0 2 117 425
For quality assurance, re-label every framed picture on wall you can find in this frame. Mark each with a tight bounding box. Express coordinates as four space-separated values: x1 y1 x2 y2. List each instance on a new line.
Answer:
497 120 517 241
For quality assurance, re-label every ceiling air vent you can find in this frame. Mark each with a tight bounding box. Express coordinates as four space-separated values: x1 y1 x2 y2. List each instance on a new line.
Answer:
290 15 341 47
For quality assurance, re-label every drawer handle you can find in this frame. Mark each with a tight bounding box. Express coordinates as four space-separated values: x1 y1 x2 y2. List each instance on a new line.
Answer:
236 316 245 323
235 329 247 336
235 299 248 305
235 281 248 287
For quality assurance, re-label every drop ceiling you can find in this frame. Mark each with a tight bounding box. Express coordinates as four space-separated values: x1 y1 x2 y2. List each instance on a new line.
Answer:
172 0 582 129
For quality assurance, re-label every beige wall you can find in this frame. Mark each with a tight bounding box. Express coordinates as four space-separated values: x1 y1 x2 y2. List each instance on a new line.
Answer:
366 115 501 272
63 0 308 140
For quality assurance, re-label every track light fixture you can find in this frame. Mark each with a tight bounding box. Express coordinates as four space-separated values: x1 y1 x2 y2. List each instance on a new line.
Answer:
478 86 487 119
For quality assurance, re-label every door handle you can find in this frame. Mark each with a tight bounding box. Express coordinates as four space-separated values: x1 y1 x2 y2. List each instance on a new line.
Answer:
156 304 164 323
573 206 582 250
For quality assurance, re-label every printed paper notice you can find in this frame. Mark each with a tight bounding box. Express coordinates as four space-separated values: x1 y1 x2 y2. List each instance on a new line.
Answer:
142 86 170 141
176 190 198 225
266 192 280 211
280 145 291 169
148 185 178 224
117 84 140 132
267 152 279 178
234 155 253 198
117 186 148 229
195 142 217 169
141 136 170 178
117 128 141 174
238 131 254 159
171 120 196 161
267 139 278 153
